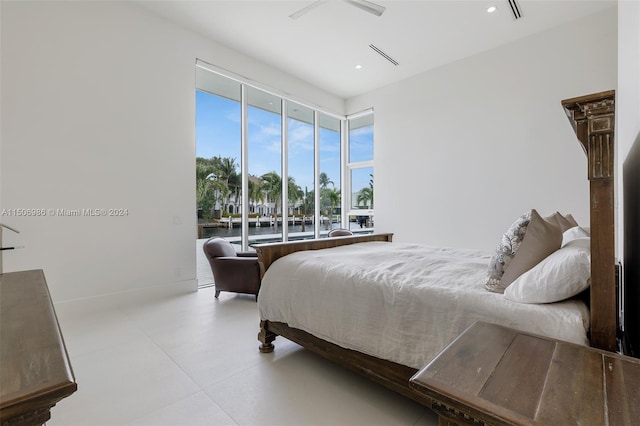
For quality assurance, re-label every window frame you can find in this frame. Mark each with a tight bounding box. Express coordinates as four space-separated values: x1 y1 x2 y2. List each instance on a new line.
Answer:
196 59 372 247
345 109 374 221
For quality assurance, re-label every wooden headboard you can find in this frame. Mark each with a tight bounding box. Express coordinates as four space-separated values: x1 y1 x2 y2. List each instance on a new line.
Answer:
561 90 617 352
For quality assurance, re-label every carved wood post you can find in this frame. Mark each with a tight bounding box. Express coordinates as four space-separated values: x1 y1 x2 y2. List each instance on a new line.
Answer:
562 90 616 352
258 320 276 353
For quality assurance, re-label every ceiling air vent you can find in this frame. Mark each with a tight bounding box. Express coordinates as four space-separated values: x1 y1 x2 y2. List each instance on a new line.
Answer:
369 44 399 66
508 0 522 20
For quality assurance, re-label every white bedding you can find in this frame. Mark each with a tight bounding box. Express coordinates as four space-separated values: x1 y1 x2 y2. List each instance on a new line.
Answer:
258 241 590 369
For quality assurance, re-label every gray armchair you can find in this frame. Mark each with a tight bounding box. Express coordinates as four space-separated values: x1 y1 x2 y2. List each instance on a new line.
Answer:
202 237 261 300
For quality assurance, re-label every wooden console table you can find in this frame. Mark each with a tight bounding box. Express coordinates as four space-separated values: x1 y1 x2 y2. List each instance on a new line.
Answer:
410 321 640 426
0 270 77 426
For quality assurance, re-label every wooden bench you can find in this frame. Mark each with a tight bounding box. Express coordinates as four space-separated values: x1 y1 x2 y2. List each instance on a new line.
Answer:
409 321 640 426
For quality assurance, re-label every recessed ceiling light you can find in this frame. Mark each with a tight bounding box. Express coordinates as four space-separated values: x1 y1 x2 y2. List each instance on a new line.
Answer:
355 65 363 70
487 6 497 13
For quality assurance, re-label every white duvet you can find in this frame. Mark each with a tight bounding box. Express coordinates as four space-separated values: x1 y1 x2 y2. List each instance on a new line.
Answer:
258 241 590 369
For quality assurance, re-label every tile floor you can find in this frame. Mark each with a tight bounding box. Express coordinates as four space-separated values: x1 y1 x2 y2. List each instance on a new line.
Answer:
51 285 439 426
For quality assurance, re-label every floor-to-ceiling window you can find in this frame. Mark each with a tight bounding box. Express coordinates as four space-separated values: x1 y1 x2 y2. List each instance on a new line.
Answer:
195 61 372 250
287 103 315 238
319 114 343 231
247 87 283 242
195 68 241 233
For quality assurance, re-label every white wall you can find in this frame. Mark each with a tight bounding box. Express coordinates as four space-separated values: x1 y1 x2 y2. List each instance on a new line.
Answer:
618 0 640 256
347 7 618 251
0 1 343 302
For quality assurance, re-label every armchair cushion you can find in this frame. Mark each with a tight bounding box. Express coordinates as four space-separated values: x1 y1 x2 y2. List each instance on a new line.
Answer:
328 229 353 237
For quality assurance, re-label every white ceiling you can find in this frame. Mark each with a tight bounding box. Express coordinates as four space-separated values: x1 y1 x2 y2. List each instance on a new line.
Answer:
136 0 616 99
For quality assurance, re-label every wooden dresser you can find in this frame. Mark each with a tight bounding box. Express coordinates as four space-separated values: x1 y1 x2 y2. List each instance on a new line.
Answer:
0 270 77 426
410 321 640 426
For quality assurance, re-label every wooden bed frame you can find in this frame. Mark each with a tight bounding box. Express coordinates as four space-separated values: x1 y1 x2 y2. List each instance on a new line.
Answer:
253 90 619 408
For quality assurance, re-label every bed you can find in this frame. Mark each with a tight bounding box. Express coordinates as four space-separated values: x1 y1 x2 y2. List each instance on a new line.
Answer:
253 90 620 407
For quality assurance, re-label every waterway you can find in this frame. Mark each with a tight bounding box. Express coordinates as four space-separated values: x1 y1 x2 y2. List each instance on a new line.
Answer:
201 222 372 242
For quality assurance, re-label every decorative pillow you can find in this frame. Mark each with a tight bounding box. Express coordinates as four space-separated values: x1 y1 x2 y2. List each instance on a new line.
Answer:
504 238 591 303
564 214 579 229
485 211 531 291
485 209 562 293
562 226 590 247
547 212 579 232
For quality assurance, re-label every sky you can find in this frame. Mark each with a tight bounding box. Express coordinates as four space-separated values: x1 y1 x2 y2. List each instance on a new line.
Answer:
196 90 374 196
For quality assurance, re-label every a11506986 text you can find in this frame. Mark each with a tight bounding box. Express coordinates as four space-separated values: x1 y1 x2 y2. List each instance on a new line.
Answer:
1 208 129 217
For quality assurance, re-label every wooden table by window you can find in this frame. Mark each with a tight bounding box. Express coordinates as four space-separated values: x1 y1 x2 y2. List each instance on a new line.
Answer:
0 270 77 426
409 321 640 426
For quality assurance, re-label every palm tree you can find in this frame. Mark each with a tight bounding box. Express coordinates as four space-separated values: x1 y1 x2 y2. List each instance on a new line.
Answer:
248 179 265 214
327 188 341 213
260 171 282 215
228 172 242 214
260 172 304 216
302 187 314 214
319 172 334 189
356 187 373 208
216 157 237 185
196 156 244 218
357 173 374 208
196 158 224 219
287 177 302 205
298 186 315 231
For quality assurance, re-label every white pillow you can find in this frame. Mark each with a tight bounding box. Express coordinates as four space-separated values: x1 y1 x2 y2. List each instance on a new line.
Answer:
485 209 562 293
504 238 590 304
562 226 590 247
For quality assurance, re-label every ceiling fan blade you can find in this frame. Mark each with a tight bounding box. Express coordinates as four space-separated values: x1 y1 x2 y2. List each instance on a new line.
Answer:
344 0 386 17
289 1 328 20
